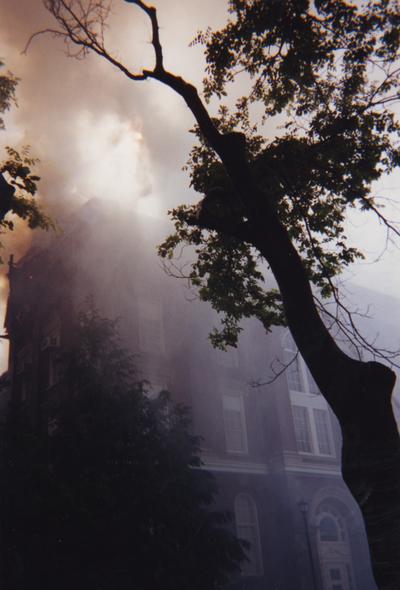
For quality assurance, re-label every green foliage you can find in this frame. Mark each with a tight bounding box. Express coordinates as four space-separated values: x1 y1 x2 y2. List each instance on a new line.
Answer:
161 0 400 348
0 306 245 590
1 146 53 231
0 60 18 130
0 64 52 248
160 205 285 349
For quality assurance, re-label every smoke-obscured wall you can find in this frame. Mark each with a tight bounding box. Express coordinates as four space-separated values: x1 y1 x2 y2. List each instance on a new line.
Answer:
0 0 227 370
0 1 228 219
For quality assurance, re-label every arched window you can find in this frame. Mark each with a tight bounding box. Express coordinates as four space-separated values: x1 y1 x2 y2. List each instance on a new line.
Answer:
319 516 339 542
234 494 262 576
317 505 346 543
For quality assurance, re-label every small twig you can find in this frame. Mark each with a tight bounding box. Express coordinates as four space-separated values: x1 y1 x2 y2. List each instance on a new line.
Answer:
250 350 300 387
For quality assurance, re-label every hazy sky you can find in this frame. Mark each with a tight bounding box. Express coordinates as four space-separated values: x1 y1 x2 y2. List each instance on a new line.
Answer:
0 0 399 366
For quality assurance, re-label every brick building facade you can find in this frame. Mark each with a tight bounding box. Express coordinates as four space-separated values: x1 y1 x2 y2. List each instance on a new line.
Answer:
3 199 376 590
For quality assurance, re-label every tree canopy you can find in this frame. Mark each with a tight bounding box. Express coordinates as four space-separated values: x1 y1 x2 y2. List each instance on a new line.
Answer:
160 0 400 354
34 1 400 587
0 306 245 590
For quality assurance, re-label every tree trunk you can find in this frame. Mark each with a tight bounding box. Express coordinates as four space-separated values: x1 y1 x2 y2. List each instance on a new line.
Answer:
250 208 400 590
153 72 400 589
340 361 400 590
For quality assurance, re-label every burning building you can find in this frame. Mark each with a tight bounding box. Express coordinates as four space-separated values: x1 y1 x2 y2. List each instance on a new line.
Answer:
3 199 376 590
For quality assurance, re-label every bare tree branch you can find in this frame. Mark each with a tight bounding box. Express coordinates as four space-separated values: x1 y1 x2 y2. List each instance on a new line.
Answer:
250 350 300 387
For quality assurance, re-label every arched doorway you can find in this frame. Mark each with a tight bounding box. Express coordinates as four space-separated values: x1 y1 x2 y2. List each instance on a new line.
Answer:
315 502 355 590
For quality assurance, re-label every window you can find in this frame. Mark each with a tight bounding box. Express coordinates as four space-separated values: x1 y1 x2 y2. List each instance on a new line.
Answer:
138 300 165 354
285 350 303 391
317 504 353 590
306 366 319 395
317 506 346 543
234 494 262 576
314 409 332 455
292 405 334 456
292 405 312 453
329 568 344 590
324 564 353 590
320 517 339 542
223 394 248 453
283 332 320 395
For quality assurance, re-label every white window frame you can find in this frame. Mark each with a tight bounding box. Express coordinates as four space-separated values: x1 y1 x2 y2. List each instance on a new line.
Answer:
222 390 248 454
291 404 313 453
290 391 335 457
283 333 320 396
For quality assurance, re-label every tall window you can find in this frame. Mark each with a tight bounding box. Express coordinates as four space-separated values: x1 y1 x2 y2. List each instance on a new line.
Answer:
285 351 303 391
234 494 262 576
314 409 333 455
292 405 334 456
222 394 248 453
292 405 312 453
283 332 320 395
285 331 335 458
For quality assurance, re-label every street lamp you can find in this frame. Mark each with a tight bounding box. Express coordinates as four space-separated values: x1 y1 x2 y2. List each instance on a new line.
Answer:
298 499 319 590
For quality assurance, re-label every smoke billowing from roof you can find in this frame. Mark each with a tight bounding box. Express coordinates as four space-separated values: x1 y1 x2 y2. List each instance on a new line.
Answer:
0 1 228 227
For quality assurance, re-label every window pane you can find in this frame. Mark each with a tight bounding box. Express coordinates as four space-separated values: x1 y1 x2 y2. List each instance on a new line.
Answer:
235 495 262 576
320 516 339 542
223 395 247 453
306 366 320 394
314 409 332 455
285 351 303 392
236 494 255 524
292 405 312 452
330 568 341 580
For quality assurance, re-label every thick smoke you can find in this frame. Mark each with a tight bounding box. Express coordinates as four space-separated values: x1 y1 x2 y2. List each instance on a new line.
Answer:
0 0 228 368
0 0 399 370
0 0 228 217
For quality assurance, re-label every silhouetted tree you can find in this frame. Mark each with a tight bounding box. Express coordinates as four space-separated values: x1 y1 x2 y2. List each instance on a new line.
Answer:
0 61 52 246
37 2 400 587
0 307 245 590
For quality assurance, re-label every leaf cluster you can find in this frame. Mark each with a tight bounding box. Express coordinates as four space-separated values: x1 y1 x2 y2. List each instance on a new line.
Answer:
0 60 18 130
0 64 52 250
1 146 53 232
159 205 285 349
162 0 400 348
0 306 245 589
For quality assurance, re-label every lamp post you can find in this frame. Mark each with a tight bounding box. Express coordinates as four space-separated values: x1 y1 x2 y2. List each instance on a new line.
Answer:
298 499 318 590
